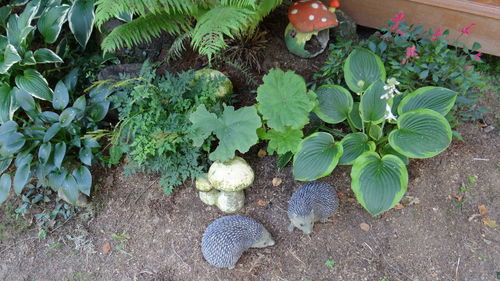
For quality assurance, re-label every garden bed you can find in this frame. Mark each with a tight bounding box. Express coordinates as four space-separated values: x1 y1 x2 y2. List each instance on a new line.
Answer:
0 2 499 281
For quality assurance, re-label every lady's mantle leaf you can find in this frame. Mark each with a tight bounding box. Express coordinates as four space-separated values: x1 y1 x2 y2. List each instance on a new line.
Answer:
256 69 316 131
263 127 303 155
190 104 261 162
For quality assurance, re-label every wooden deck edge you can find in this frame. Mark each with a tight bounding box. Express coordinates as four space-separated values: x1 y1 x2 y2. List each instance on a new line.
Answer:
408 0 500 19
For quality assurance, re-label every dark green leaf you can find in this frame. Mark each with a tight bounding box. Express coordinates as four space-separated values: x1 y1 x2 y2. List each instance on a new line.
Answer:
60 173 78 204
360 80 387 124
64 68 79 92
277 151 293 170
339 133 376 165
348 102 363 130
13 164 31 195
0 44 22 74
39 111 59 123
48 168 66 191
15 69 53 101
53 142 66 168
380 144 409 165
79 147 92 165
398 87 457 116
72 166 91 196
33 48 63 63
344 48 386 93
293 132 343 181
37 4 70 44
351 152 408 216
419 70 429 79
313 85 353 124
13 87 36 112
59 108 77 127
73 96 86 112
0 84 17 123
68 0 95 48
89 101 110 121
38 142 52 164
0 173 11 204
53 81 69 110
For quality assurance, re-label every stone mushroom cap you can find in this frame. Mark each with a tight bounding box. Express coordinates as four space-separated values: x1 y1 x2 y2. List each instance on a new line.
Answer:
208 156 254 192
288 0 339 33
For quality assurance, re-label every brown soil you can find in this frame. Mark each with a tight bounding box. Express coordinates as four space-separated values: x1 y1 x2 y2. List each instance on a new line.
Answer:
1 7 499 281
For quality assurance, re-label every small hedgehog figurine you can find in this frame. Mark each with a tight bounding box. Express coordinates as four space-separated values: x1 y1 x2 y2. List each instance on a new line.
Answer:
201 215 275 269
288 181 339 234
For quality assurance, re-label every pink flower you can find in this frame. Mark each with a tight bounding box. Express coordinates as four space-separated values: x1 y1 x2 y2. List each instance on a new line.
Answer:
461 23 476 35
464 65 472 70
395 29 406 36
390 12 405 31
405 45 418 58
431 27 443 41
473 52 482 61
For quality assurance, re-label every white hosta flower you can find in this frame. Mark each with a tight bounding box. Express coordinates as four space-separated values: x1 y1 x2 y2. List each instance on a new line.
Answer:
381 78 401 100
384 103 397 121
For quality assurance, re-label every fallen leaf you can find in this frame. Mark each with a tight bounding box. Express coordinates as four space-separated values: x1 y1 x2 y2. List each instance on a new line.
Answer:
257 149 267 158
257 200 266 207
478 205 488 215
272 177 282 186
394 203 404 210
454 195 463 202
481 217 497 228
360 223 370 232
468 213 481 221
447 195 452 200
102 242 111 254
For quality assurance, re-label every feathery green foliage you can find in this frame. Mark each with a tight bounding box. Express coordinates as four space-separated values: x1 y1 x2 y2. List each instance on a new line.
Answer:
96 0 283 59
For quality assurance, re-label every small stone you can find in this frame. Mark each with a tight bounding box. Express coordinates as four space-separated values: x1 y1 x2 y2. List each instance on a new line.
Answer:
195 174 213 192
102 242 111 254
272 177 282 187
360 223 370 232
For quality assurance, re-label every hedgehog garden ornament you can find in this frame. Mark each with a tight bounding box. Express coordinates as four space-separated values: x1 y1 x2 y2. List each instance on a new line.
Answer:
201 215 275 269
288 181 339 234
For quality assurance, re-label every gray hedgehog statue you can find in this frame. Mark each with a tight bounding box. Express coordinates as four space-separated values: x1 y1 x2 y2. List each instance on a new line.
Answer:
288 181 339 234
201 215 275 269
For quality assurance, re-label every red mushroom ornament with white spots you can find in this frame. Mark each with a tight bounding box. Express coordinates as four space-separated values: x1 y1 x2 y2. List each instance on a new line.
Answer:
284 0 339 58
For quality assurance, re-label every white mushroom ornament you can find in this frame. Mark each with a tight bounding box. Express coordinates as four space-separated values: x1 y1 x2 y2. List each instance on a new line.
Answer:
195 157 254 213
284 0 340 58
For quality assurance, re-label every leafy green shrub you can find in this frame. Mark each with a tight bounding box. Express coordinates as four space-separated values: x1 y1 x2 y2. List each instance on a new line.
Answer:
109 62 228 193
0 0 103 207
95 0 283 59
293 47 457 216
315 12 484 121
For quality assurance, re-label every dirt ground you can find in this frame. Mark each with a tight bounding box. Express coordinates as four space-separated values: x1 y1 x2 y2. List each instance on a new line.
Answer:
1 6 499 281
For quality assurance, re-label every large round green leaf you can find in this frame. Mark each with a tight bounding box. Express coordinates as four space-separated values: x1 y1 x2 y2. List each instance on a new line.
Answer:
398 87 457 116
37 4 70 44
68 0 95 48
339 133 376 165
360 80 388 124
0 173 11 204
343 48 386 93
389 109 452 159
256 69 316 131
313 85 353 124
15 69 53 101
351 152 408 216
293 132 343 181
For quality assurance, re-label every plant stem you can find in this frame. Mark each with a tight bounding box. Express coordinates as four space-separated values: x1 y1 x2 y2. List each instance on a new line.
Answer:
319 125 346 138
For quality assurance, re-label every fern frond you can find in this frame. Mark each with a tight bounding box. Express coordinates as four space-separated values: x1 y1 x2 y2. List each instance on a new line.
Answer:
255 0 283 18
95 0 198 27
221 0 258 8
101 12 191 53
165 32 192 63
191 6 256 60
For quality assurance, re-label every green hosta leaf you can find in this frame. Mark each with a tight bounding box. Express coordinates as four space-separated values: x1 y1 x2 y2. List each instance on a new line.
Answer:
344 47 386 93
33 48 63 63
15 69 53 101
59 108 77 127
351 152 408 216
314 85 353 124
19 0 40 27
368 123 382 140
53 81 69 110
68 0 95 48
44 122 61 142
64 68 79 92
264 127 303 155
339 133 376 165
6 15 35 48
256 69 316 131
20 50 36 65
14 152 32 168
38 142 52 164
39 111 59 123
37 4 70 44
348 102 363 130
389 109 452 159
61 173 78 204
13 87 36 112
89 101 110 121
398 87 457 116
79 147 92 165
190 104 261 162
380 144 409 165
0 6 11 29
48 168 67 191
360 80 388 124
0 85 18 123
53 142 66 168
0 173 11 204
0 157 12 174
293 132 343 181
0 44 21 74
13 164 31 195
0 121 25 155
72 166 91 196
73 96 86 112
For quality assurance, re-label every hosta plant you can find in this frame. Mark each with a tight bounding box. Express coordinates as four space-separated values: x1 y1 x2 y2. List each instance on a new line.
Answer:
293 47 457 216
